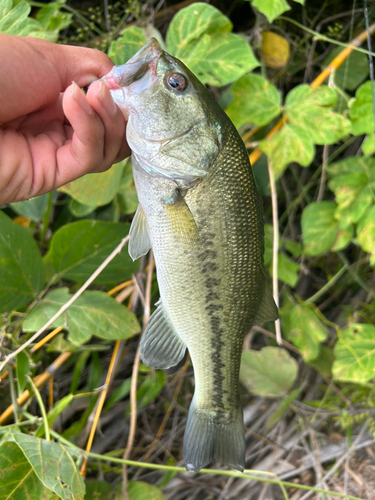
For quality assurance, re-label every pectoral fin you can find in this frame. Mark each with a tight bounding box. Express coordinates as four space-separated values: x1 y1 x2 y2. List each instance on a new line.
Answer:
140 301 186 369
164 191 198 243
128 204 151 261
253 282 279 325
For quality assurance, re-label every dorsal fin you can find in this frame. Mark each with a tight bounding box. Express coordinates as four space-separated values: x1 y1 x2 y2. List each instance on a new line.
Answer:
253 282 279 325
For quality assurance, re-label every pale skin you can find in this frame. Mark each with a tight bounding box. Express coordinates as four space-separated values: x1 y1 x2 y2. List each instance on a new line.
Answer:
0 34 131 204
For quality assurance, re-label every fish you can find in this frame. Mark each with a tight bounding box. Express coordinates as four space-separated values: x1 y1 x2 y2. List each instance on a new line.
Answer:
102 38 278 472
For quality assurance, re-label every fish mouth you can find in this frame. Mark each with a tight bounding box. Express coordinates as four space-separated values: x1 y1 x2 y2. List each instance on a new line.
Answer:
102 38 162 89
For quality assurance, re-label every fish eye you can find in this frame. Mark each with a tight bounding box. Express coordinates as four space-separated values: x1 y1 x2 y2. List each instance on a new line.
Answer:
166 73 186 92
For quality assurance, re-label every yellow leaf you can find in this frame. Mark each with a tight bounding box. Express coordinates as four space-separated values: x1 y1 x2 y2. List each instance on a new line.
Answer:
262 31 290 69
13 216 30 227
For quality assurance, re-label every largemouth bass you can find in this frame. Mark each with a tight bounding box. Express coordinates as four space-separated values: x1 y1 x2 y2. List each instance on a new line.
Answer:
102 38 278 472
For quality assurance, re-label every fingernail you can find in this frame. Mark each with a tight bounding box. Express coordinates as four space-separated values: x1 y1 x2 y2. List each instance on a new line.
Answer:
98 80 117 116
72 81 93 115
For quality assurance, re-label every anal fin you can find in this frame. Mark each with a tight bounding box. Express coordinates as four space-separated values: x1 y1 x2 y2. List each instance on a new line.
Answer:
253 281 279 326
128 204 152 261
140 301 186 369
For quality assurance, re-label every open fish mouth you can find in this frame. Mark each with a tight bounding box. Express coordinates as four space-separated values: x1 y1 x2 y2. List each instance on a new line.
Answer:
102 38 163 90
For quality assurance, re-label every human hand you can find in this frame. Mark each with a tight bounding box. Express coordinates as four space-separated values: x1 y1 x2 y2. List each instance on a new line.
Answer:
0 35 130 204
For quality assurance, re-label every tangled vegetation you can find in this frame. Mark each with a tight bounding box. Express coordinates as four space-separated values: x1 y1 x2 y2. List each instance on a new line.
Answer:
1 0 375 499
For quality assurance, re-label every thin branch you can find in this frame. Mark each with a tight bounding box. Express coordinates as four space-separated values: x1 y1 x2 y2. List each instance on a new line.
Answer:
267 159 282 345
0 236 129 374
122 251 154 497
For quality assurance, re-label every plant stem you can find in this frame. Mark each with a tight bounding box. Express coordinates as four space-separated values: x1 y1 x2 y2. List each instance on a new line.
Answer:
26 375 50 441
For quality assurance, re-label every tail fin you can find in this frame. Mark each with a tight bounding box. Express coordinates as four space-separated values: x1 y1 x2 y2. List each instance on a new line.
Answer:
183 396 245 472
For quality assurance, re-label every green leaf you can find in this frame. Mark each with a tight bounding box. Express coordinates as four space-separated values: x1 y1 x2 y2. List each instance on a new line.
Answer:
49 220 137 284
272 253 300 287
266 387 301 430
167 3 232 55
323 47 369 91
59 161 125 207
105 377 132 411
0 440 55 500
192 33 259 86
167 3 258 86
0 0 42 36
327 156 375 227
36 2 72 41
10 431 85 499
349 81 375 135
250 0 291 22
71 351 91 394
108 26 148 65
117 161 139 215
260 123 315 177
85 481 114 499
240 347 298 397
357 205 375 265
362 133 375 155
23 288 141 344
136 371 166 411
225 74 281 129
16 350 30 395
11 194 49 222
301 201 353 256
128 481 167 500
0 211 46 313
68 199 96 218
36 394 74 437
286 85 351 144
333 324 375 383
288 304 328 361
307 346 334 378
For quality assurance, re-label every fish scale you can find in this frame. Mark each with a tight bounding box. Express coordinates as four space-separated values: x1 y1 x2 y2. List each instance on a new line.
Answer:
102 37 278 472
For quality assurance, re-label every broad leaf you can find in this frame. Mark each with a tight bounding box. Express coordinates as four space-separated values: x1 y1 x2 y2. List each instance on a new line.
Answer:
324 47 369 91
0 440 55 500
271 253 300 287
59 161 124 207
108 26 147 65
10 431 85 499
167 3 258 86
117 161 139 215
286 85 351 144
0 0 42 36
333 324 375 383
128 481 167 500
23 288 140 344
301 201 353 256
68 199 96 218
250 0 290 22
48 220 137 284
260 123 314 177
357 205 375 265
349 81 375 135
327 156 375 227
225 74 281 129
36 2 72 41
11 194 49 222
240 347 298 397
192 33 259 86
288 304 328 361
167 2 232 55
0 211 45 313
264 225 300 286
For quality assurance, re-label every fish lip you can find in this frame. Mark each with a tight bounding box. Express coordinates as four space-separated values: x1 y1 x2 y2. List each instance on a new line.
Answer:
102 37 162 90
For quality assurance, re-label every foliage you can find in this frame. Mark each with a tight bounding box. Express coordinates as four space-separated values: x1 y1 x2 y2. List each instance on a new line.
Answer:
1 1 375 499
